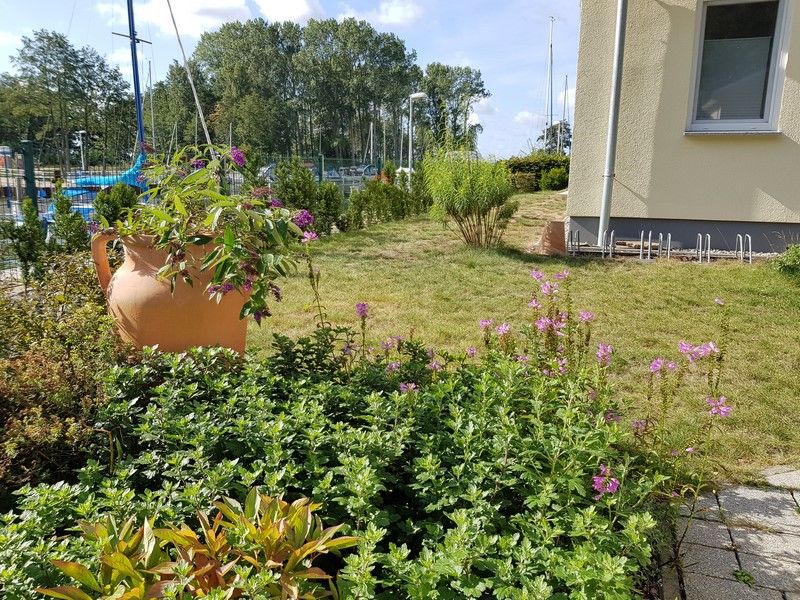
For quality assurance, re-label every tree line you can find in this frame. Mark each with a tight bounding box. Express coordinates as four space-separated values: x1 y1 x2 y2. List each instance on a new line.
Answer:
0 19 490 171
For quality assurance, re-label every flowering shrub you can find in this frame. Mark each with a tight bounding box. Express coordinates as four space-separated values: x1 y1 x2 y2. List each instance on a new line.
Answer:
0 268 734 599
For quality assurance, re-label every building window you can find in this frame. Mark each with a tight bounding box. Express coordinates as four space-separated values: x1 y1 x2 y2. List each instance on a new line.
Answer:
689 0 786 132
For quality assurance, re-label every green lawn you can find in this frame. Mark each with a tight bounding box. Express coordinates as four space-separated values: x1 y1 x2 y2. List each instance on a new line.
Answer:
249 192 800 481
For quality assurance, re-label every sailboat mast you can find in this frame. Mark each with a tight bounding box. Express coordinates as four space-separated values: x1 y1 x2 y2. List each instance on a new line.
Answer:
545 16 554 151
127 0 146 153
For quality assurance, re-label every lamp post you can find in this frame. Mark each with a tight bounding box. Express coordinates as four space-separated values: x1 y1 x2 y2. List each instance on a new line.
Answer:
408 91 428 173
77 130 87 171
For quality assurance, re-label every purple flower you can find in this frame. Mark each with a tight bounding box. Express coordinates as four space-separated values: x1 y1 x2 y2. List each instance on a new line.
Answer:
680 341 721 363
592 464 620 500
515 355 530 363
381 339 394 352
707 396 732 417
135 173 146 183
557 357 568 374
540 281 558 296
399 382 417 393
342 343 353 356
596 342 613 366
466 346 477 358
528 297 541 310
270 198 284 208
355 302 369 319
479 319 493 331
269 282 282 302
253 310 263 325
191 158 206 170
88 221 101 234
243 279 253 293
604 409 621 423
302 231 319 243
579 310 595 323
667 361 677 372
553 268 570 281
386 361 400 373
427 360 442 372
207 285 220 295
426 348 435 359
650 358 665 373
631 419 647 435
495 322 511 336
221 282 235 295
292 209 315 230
535 316 551 332
531 269 545 281
685 447 695 453
230 146 246 167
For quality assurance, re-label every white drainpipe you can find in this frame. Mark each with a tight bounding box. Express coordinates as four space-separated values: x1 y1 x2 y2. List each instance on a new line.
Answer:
597 0 628 243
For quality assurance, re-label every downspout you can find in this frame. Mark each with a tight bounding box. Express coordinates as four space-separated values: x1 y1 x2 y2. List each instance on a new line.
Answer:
597 0 628 243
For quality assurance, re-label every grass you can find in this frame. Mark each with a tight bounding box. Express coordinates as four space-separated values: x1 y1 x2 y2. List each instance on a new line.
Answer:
249 191 800 481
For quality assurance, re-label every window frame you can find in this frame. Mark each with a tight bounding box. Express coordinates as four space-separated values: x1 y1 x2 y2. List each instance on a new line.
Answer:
686 0 790 133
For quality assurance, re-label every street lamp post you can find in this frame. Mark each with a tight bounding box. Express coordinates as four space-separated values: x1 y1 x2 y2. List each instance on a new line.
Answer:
77 130 87 172
408 92 428 173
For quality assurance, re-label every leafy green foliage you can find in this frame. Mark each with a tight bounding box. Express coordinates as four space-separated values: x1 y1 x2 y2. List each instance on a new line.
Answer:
774 243 800 276
0 252 125 490
381 160 397 184
503 152 570 192
38 491 357 600
539 166 570 191
118 145 302 321
423 150 517 247
274 156 318 212
315 182 344 235
48 188 89 253
0 197 45 286
92 183 139 226
346 180 416 230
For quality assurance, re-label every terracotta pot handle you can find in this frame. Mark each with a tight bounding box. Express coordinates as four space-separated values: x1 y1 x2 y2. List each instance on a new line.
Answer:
91 232 117 295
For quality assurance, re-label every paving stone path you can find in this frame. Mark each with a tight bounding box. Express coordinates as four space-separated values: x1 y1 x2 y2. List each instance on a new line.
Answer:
664 467 800 599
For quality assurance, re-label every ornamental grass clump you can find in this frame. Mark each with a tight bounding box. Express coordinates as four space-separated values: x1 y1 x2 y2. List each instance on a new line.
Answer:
423 149 518 247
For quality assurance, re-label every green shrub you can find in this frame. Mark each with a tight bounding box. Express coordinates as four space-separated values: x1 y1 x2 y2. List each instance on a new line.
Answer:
540 166 570 191
774 243 800 275
347 180 411 230
0 252 125 491
315 181 344 235
0 198 46 287
93 182 139 225
382 159 397 184
504 152 570 191
274 156 318 213
48 189 89 253
423 150 518 247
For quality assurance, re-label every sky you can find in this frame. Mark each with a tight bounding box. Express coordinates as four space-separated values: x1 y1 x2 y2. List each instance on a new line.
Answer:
0 0 580 158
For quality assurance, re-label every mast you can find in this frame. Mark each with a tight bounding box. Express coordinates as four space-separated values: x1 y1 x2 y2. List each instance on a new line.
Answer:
558 75 568 154
147 59 156 150
544 16 554 151
126 0 146 154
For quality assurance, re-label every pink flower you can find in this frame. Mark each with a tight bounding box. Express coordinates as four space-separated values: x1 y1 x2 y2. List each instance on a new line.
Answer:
667 361 677 372
557 357 567 374
381 339 394 352
540 281 558 296
528 297 541 310
579 310 595 323
553 268 570 280
515 355 529 363
230 146 246 167
679 341 720 362
604 409 621 423
355 302 369 318
496 322 511 336
531 269 545 281
399 382 417 393
592 464 620 500
535 316 551 332
427 360 442 372
685 447 695 453
596 342 613 366
650 358 665 373
631 419 647 434
707 396 732 417
386 361 400 373
302 231 318 243
466 346 477 358
479 319 493 331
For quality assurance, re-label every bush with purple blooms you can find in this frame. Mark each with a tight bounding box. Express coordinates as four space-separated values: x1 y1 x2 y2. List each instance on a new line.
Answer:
111 144 310 322
0 268 735 599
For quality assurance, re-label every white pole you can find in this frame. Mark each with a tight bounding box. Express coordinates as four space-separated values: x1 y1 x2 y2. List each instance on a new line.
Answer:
598 0 628 243
399 115 403 168
370 121 374 164
558 75 568 154
408 98 413 171
78 131 86 171
148 59 156 150
545 16 554 151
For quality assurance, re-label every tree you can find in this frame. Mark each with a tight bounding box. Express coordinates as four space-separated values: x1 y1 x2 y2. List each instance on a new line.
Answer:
537 121 572 154
0 198 45 288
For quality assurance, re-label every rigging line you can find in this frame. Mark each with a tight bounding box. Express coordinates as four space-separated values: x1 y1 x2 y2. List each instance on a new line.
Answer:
165 0 212 146
66 0 79 35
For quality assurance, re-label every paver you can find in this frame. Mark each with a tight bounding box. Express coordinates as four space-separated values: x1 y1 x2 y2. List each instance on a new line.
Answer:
683 572 783 599
717 486 800 535
729 527 800 563
680 543 738 580
679 492 722 522
737 551 800 592
676 516 732 548
762 466 800 490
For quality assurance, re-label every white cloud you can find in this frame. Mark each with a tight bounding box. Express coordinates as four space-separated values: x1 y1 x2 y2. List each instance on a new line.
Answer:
106 47 134 79
96 0 251 38
338 0 422 26
467 112 481 127
472 98 497 116
513 110 545 126
255 0 324 23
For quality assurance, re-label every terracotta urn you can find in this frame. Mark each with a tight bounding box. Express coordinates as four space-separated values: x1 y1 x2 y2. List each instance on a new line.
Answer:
91 233 248 353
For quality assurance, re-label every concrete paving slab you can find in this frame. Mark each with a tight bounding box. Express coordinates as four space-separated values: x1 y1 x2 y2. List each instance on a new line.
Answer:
683 573 783 599
763 467 800 490
737 551 800 592
729 527 800 563
677 516 733 548
679 492 723 522
717 486 800 535
680 543 738 580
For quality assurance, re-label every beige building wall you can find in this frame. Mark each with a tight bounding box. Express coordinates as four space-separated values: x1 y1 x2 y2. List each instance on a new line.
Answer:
568 0 800 230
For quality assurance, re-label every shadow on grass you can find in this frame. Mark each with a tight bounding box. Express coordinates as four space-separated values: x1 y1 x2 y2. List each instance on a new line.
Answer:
491 244 604 272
